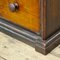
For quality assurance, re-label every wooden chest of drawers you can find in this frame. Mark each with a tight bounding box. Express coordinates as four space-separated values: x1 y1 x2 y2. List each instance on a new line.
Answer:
0 0 60 55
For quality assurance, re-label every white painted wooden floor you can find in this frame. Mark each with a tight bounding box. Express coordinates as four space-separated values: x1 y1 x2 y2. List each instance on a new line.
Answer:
0 32 60 60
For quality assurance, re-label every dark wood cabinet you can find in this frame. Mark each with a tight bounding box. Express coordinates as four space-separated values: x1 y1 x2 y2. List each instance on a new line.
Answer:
0 0 60 55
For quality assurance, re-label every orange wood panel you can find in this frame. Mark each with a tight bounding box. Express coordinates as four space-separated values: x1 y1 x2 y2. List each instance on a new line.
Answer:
0 0 40 32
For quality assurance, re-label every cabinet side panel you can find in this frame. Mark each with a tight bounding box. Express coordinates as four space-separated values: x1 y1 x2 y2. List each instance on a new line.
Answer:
46 0 60 38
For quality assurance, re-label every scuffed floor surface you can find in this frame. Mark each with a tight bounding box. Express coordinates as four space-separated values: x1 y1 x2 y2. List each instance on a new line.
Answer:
0 32 60 60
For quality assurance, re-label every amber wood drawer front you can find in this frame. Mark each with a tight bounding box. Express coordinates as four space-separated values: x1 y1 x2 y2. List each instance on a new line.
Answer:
0 0 40 32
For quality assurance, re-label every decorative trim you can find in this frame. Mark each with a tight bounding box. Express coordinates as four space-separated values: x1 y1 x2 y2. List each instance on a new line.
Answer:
40 0 47 39
0 18 39 47
35 30 60 54
0 18 60 55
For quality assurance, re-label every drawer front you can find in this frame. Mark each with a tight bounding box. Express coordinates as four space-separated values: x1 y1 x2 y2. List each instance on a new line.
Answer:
0 0 40 32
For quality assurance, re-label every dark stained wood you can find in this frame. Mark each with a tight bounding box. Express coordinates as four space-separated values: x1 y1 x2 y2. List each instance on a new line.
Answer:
46 0 60 39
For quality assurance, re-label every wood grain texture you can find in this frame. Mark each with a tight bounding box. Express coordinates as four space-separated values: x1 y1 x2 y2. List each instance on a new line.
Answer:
0 0 40 32
0 0 60 39
0 0 60 55
40 0 60 39
46 0 60 39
